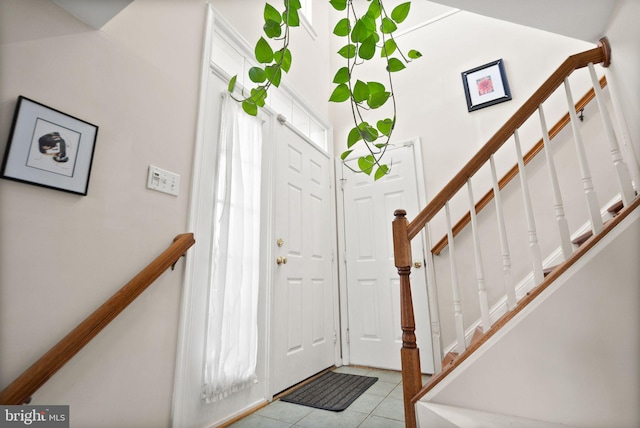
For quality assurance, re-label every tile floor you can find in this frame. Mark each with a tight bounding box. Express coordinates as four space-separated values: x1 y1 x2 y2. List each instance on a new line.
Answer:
229 366 429 428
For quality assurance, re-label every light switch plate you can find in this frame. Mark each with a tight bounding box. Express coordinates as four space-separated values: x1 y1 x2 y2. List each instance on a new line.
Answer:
147 165 180 196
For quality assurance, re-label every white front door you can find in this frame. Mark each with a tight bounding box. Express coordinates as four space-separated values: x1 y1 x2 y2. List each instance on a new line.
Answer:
340 141 434 373
271 123 336 394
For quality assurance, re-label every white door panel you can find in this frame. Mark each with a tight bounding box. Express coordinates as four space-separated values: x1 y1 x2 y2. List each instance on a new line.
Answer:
271 124 335 394
342 143 434 373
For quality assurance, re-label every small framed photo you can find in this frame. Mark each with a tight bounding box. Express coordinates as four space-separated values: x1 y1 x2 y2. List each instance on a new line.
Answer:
461 59 512 112
1 96 98 195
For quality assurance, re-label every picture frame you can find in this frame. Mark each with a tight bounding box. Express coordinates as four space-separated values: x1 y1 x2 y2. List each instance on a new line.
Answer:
461 59 512 112
1 96 98 195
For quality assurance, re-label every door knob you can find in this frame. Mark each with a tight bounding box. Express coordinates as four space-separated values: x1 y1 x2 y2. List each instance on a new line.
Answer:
413 260 423 269
276 256 288 265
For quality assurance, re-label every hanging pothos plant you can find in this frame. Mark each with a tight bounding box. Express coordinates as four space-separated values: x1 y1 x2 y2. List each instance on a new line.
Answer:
228 0 420 180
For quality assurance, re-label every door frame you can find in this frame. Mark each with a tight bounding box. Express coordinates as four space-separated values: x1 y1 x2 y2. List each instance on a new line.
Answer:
172 6 340 427
335 137 436 370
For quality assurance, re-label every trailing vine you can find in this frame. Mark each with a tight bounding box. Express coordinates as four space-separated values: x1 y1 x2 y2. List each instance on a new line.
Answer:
227 0 300 115
228 0 419 180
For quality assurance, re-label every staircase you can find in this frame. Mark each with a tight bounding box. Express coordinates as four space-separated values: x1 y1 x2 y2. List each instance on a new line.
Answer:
391 38 640 427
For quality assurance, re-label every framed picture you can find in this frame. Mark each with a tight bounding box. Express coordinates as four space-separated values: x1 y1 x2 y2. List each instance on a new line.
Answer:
461 59 512 112
1 96 98 195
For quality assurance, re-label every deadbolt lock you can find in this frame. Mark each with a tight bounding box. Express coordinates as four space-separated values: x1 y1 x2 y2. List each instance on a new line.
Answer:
277 238 284 247
413 260 423 269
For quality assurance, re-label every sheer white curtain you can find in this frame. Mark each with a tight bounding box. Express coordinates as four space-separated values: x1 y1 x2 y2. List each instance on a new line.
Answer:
202 95 262 403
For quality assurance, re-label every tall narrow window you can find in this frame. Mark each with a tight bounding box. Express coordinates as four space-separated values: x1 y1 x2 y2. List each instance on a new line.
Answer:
202 95 262 403
300 0 312 25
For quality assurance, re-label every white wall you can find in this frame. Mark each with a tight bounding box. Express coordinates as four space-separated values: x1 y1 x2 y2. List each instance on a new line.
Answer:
328 5 594 207
422 208 640 427
0 1 204 426
603 0 640 182
1 1 334 427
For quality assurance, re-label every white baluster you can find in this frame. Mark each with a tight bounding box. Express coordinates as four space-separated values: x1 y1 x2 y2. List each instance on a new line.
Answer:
490 155 517 310
467 179 491 331
422 224 443 373
539 105 573 260
564 77 604 235
604 70 640 193
445 201 466 352
514 130 545 286
588 63 635 206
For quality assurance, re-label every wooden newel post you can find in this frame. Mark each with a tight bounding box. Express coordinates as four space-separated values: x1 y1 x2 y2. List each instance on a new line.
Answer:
393 209 421 428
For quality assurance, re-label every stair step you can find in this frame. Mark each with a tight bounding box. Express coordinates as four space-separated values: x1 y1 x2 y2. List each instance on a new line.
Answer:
572 200 625 246
442 352 458 369
607 199 624 216
543 265 556 277
572 229 593 246
416 402 572 428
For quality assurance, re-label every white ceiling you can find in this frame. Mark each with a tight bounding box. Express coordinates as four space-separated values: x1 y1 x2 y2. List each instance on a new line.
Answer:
52 0 132 29
425 0 618 42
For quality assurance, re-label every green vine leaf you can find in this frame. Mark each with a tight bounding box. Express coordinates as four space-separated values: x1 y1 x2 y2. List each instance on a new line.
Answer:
366 0 381 19
391 2 411 24
358 155 375 175
368 91 390 109
250 88 267 107
274 48 292 72
359 35 377 60
228 75 237 93
333 67 350 84
333 18 351 36
242 100 258 116
338 44 357 59
381 39 397 57
386 57 406 72
359 123 378 142
249 67 267 83
380 17 397 34
374 164 389 180
255 37 274 63
351 19 372 43
377 118 394 136
264 3 282 23
329 84 350 102
265 65 282 87
347 127 363 147
329 0 347 11
353 80 370 103
341 149 354 160
408 49 422 59
282 7 300 26
263 19 282 38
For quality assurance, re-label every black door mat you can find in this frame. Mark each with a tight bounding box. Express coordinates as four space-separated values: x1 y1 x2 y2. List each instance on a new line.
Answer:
280 371 378 412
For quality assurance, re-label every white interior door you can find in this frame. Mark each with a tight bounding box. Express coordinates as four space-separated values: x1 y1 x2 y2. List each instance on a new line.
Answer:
271 123 336 394
340 141 434 373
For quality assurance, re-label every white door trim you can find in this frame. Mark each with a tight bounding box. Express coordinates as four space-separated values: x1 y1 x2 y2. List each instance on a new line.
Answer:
173 6 339 426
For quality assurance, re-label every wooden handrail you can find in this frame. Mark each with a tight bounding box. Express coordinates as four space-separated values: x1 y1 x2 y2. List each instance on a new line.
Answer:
0 233 195 405
431 76 608 255
407 38 611 240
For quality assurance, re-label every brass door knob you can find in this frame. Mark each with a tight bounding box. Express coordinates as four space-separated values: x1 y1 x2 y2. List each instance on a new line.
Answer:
413 260 423 269
276 256 288 265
